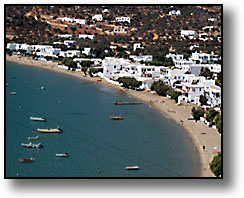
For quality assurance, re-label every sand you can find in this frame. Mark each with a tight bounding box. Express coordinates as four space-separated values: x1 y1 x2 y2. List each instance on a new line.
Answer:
6 55 221 177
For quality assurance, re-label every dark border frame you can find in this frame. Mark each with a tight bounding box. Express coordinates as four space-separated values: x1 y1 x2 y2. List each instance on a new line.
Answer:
4 4 223 179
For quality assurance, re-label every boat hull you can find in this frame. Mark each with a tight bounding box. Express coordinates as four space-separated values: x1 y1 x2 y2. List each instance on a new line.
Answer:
37 128 62 133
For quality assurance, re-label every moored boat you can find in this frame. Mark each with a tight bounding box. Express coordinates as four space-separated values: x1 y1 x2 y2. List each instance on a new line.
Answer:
56 153 69 157
37 128 62 133
114 101 142 105
30 117 46 122
19 158 35 162
21 142 43 148
109 116 124 120
28 136 39 140
9 92 16 95
125 166 139 170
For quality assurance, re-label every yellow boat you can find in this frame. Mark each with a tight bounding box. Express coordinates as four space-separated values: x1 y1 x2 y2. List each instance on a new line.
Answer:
37 128 62 133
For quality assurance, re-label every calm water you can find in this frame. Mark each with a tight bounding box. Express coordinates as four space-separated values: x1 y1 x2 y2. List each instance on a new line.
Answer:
6 61 201 177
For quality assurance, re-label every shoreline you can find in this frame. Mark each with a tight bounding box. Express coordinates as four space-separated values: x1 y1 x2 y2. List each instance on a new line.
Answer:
6 55 221 177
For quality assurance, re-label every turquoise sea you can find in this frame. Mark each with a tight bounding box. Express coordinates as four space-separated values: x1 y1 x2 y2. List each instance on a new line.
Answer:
6 61 201 177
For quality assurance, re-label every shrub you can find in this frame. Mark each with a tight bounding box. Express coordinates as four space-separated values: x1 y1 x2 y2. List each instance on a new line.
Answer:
191 107 205 122
210 154 222 177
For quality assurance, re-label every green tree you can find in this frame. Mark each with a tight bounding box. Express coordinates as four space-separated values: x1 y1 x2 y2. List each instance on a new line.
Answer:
191 107 205 122
200 95 208 106
210 154 222 177
62 58 77 68
206 108 219 123
151 80 170 96
200 67 213 79
167 88 182 102
117 77 142 89
214 114 222 133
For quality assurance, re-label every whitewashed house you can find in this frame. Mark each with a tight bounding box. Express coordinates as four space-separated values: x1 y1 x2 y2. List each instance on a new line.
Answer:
208 18 217 22
64 40 76 46
181 30 196 39
115 17 130 23
92 14 103 21
58 34 72 39
113 26 127 33
129 55 153 62
102 57 130 79
174 59 195 70
133 43 144 51
59 50 81 57
82 48 91 56
169 10 181 16
73 19 87 25
207 85 221 107
79 34 95 40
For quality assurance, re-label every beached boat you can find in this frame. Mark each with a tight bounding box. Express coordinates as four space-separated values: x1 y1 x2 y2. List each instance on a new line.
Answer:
125 166 139 170
37 128 62 133
18 158 35 163
114 101 142 105
9 92 16 95
28 136 39 140
109 116 124 120
56 153 69 157
30 117 46 122
21 142 43 148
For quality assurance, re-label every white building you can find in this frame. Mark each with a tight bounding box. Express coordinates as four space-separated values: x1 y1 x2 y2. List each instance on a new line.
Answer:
82 48 91 56
169 10 181 16
58 17 86 25
58 34 72 39
181 30 196 39
102 57 130 79
73 19 87 25
129 55 153 62
207 85 221 107
92 14 103 21
113 26 127 33
115 17 130 23
208 18 217 22
190 51 220 64
166 53 184 61
64 40 76 46
79 34 95 40
133 43 144 51
59 50 81 57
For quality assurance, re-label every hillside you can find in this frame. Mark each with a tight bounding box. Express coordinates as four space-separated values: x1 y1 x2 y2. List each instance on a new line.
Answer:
5 5 222 60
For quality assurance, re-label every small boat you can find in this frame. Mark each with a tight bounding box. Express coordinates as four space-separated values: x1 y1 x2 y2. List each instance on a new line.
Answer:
21 142 43 148
125 166 139 170
9 92 16 95
37 128 62 133
56 153 69 157
40 86 45 90
6 83 9 87
28 136 39 140
109 116 124 120
97 79 102 82
114 101 142 105
18 158 34 163
30 117 46 122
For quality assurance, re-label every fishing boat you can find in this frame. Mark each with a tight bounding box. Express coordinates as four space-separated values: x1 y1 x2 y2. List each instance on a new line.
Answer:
37 128 62 133
18 158 35 163
114 101 142 105
40 86 45 90
28 136 39 140
9 92 16 95
56 153 69 157
21 142 43 148
109 116 124 120
30 117 46 122
125 166 139 170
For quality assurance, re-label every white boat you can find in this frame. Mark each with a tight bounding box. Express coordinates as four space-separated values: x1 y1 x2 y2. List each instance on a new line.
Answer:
125 166 139 170
30 117 46 122
28 136 39 140
56 153 69 157
9 92 16 95
21 142 43 148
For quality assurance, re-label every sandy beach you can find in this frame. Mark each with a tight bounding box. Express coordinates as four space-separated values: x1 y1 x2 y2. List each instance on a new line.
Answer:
6 55 221 177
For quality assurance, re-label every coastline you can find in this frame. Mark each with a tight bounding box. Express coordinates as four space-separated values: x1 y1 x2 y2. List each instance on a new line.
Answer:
6 55 221 177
